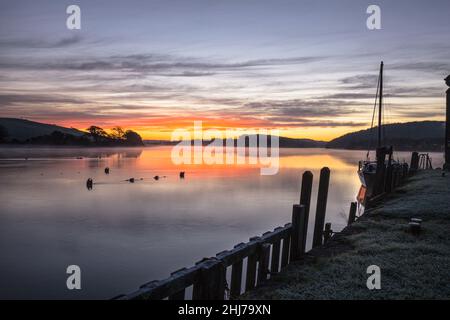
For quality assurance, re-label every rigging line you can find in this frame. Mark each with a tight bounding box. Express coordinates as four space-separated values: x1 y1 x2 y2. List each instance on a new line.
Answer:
383 73 389 146
367 71 380 159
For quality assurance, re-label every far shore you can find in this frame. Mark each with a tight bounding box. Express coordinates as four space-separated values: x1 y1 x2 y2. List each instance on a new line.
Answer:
0 143 444 153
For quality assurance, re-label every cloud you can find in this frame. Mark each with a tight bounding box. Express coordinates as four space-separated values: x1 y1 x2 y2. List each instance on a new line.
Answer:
0 53 326 75
0 35 83 49
391 61 450 74
0 93 86 106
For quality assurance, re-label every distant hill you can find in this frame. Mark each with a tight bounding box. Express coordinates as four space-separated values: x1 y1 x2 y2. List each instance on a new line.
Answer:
147 135 326 148
327 121 444 151
0 118 84 142
0 118 143 146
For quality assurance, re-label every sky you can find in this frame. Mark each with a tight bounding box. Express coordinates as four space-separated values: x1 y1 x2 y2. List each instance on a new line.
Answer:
0 0 449 141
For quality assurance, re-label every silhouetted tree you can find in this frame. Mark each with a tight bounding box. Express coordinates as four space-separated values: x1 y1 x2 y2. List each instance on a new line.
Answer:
86 126 108 142
123 130 144 146
110 126 125 140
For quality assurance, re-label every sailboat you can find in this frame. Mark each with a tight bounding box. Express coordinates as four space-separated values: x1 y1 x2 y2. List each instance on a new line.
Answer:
357 61 397 204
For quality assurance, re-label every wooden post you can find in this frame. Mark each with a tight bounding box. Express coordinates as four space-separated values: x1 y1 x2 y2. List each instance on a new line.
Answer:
410 151 419 174
230 260 243 298
290 204 306 260
280 235 290 269
245 237 259 291
312 167 330 248
347 201 357 225
299 171 313 253
323 223 332 244
385 148 393 193
270 239 281 273
257 243 270 285
192 258 225 300
445 76 450 170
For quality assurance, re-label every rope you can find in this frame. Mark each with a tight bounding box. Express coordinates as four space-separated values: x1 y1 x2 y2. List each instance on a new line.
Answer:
366 72 380 159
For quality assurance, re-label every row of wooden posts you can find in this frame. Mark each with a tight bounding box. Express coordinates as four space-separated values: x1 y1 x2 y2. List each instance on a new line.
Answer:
115 167 358 300
116 151 419 300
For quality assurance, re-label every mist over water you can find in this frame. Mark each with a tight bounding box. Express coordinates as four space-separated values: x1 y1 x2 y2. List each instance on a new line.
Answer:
0 147 443 299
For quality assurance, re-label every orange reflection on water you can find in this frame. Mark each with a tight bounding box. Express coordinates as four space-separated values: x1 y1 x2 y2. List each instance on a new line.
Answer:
279 154 354 170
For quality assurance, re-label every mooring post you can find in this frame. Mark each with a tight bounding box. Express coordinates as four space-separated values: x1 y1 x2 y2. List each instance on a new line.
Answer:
410 151 419 174
347 202 357 225
312 167 330 248
299 171 313 253
445 75 450 170
290 204 306 260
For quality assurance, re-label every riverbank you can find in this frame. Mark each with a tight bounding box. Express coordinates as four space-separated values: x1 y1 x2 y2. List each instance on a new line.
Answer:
243 169 450 299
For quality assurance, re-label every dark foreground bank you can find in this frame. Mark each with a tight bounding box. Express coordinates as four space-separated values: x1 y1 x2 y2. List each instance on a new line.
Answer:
243 170 450 299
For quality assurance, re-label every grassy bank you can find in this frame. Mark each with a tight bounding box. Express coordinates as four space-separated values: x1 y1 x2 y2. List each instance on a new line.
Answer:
243 170 450 299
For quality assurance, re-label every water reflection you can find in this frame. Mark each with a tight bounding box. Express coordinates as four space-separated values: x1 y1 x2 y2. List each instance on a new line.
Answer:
0 147 443 299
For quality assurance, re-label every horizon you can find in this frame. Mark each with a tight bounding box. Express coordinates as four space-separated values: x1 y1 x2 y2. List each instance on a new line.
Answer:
1 116 444 143
1 0 449 140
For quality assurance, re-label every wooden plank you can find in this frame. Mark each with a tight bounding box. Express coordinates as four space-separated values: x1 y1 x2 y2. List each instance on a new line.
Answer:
270 239 281 273
126 265 200 300
245 253 258 291
192 259 226 300
230 260 243 298
312 167 330 248
280 235 290 269
257 243 270 284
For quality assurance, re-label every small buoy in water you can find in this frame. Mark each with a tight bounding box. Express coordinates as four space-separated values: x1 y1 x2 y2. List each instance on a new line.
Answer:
86 178 93 190
180 171 185 179
104 167 110 174
154 175 159 181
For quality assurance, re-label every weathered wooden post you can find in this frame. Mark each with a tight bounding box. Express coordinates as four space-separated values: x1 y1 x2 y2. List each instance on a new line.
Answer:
299 171 313 253
193 258 226 300
410 151 419 174
347 202 357 225
245 236 260 291
257 243 271 284
168 268 187 300
445 76 450 171
312 167 330 248
230 243 244 298
290 204 306 260
280 232 290 269
270 238 281 273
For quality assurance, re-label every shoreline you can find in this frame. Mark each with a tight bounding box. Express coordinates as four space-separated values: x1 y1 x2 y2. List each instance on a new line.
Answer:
242 170 450 299
0 143 444 153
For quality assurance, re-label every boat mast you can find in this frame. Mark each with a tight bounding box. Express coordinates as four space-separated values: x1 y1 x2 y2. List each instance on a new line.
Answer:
378 61 383 147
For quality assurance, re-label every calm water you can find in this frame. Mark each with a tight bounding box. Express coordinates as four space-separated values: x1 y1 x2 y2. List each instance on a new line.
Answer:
0 147 444 299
